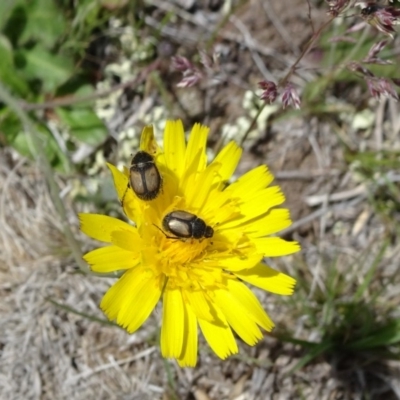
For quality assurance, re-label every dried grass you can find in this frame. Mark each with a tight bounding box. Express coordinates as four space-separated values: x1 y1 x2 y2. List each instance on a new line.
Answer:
2 1 400 398
2 119 400 398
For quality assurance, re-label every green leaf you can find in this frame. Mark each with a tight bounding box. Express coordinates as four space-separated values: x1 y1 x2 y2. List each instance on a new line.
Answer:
56 107 108 145
353 240 388 301
56 80 96 108
303 76 332 104
11 124 45 159
19 0 66 48
0 34 13 68
2 4 27 46
289 341 334 374
71 0 102 32
0 111 22 145
17 46 74 93
347 320 400 350
0 34 30 95
11 122 70 172
0 0 20 31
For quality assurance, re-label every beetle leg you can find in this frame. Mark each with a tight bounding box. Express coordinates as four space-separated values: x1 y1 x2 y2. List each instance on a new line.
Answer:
120 183 130 207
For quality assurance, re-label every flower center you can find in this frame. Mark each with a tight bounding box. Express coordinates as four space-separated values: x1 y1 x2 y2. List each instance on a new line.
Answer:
158 234 211 266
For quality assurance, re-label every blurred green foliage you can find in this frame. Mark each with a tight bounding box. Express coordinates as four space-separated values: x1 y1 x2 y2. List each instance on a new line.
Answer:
302 26 399 106
0 0 110 171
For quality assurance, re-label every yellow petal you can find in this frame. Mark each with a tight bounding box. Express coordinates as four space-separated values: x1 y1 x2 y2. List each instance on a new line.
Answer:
201 190 239 224
227 279 274 332
107 163 141 223
217 187 285 231
186 162 220 211
239 186 285 216
163 120 186 179
185 123 209 172
234 263 296 295
186 290 214 322
198 302 238 359
211 141 242 183
181 150 205 193
161 288 185 358
253 237 300 257
177 299 198 367
107 162 129 202
100 267 162 333
214 253 262 272
84 245 139 273
226 165 274 199
79 213 133 243
214 288 263 346
110 229 143 252
245 209 292 237
140 125 159 155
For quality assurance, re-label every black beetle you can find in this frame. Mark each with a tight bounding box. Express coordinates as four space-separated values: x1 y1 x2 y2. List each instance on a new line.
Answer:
161 210 214 239
361 3 380 17
128 151 162 201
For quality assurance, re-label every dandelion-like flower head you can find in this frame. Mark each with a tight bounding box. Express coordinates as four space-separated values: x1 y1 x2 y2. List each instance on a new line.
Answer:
80 120 300 367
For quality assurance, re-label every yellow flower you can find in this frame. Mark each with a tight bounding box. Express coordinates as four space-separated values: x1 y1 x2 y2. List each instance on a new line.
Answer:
80 120 299 367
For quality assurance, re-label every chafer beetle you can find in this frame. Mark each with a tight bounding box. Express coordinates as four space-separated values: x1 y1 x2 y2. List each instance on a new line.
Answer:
128 151 162 201
161 210 214 239
361 3 380 17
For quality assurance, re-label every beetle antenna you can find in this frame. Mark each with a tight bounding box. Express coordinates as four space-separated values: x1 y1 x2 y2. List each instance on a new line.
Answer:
153 224 178 240
153 223 166 236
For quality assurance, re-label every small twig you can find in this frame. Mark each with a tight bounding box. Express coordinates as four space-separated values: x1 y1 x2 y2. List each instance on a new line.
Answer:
240 106 265 147
261 0 300 54
308 131 325 169
373 99 386 152
306 0 315 34
305 184 367 207
68 348 157 382
279 15 336 88
19 58 161 111
274 168 341 180
240 14 337 146
388 99 400 139
282 195 366 235
230 15 275 81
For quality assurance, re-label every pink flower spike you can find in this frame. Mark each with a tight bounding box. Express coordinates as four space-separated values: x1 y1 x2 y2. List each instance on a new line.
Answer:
363 40 392 64
172 55 204 88
365 77 399 101
281 83 301 109
176 71 203 88
347 61 374 77
367 40 389 58
171 56 194 72
361 3 400 38
259 80 278 104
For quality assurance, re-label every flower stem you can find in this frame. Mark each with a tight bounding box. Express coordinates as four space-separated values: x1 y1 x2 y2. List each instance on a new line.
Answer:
240 15 337 146
279 15 336 87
